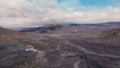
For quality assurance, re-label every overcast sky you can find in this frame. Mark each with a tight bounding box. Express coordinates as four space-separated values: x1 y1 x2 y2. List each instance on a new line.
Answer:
0 0 120 28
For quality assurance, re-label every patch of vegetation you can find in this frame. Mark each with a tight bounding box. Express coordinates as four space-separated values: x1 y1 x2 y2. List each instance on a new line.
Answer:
91 34 102 39
47 34 61 37
43 54 49 68
92 28 120 41
16 43 25 46
18 60 40 68
0 34 32 40
31 40 48 45
102 31 120 41
43 55 48 62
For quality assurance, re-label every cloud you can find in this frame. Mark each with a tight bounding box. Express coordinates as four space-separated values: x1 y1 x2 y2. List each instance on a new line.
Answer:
0 0 120 28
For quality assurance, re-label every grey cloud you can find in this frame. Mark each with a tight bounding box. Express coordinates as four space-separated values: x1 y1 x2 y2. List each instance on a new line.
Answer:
0 0 120 28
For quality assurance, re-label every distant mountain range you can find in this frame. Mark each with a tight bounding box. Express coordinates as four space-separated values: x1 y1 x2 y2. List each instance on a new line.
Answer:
20 22 120 33
69 22 120 26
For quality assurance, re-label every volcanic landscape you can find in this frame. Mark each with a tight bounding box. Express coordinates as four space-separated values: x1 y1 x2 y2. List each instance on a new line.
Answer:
0 23 120 68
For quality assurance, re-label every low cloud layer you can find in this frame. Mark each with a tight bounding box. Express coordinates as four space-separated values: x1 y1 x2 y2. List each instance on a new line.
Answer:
0 0 120 28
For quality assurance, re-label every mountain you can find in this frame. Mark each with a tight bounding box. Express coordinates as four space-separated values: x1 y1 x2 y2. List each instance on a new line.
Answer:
105 22 120 25
20 25 63 33
69 22 120 27
0 27 19 35
69 23 103 26
20 22 120 36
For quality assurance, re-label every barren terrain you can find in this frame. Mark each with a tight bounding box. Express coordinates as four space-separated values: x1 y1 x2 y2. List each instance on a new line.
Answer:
0 24 120 68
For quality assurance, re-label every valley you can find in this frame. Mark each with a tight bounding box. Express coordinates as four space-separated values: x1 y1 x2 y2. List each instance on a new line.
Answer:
0 24 120 68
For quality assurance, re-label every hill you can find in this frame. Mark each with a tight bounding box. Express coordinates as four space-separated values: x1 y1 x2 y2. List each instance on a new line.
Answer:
100 28 120 40
0 27 34 46
0 27 20 35
20 25 63 33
